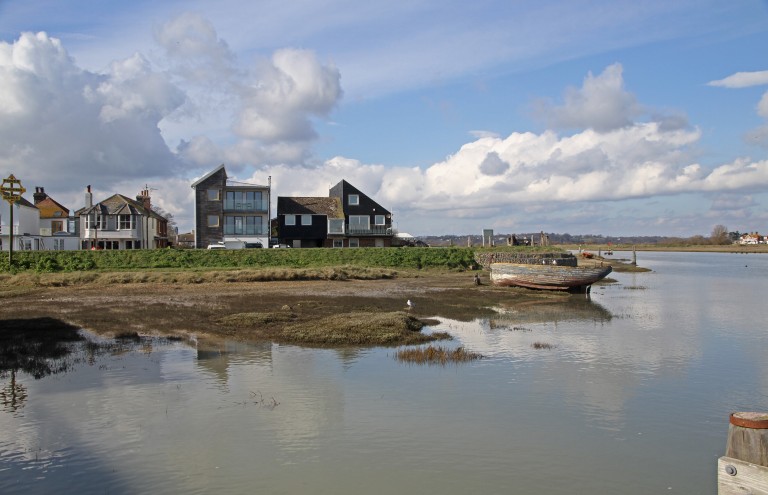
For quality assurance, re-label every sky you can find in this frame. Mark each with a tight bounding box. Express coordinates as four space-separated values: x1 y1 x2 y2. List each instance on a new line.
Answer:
1 0 767 237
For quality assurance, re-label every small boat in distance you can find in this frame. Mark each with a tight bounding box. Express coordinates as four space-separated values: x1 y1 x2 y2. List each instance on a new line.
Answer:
490 262 612 293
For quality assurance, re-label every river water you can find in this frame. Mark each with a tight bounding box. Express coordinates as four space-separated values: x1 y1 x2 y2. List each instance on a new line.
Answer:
1 251 767 494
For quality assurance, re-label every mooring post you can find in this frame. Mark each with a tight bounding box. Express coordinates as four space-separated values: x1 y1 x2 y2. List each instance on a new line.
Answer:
718 412 768 495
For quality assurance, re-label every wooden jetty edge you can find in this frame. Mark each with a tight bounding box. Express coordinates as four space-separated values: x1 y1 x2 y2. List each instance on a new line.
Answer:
718 412 768 495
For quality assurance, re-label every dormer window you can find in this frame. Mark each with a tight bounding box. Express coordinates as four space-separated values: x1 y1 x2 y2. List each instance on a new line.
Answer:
348 194 359 205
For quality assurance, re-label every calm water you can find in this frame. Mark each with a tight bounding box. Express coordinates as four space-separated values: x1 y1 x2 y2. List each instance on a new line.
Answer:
1 251 767 494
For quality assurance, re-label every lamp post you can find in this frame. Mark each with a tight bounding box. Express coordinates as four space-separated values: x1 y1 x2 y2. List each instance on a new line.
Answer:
1 174 26 266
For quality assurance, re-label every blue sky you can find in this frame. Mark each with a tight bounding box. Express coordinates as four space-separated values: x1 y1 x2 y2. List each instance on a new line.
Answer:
1 0 767 237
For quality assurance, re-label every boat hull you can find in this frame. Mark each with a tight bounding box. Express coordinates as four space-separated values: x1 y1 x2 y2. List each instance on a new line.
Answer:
490 262 612 293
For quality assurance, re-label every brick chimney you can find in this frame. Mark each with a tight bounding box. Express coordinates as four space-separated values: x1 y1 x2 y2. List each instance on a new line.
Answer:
33 186 48 204
137 189 151 211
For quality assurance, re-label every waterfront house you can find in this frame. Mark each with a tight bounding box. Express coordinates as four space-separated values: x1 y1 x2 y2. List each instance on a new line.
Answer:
76 186 169 250
191 164 271 249
33 187 80 250
0 196 42 251
276 180 393 248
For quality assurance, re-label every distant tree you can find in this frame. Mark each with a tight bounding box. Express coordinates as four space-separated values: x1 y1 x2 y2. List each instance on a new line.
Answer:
710 224 730 245
151 206 178 233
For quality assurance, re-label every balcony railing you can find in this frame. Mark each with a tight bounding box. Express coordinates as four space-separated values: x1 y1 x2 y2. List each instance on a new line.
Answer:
346 225 392 236
224 226 266 235
224 199 268 212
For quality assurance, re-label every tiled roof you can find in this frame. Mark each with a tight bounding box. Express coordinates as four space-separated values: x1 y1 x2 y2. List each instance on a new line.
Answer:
277 197 344 218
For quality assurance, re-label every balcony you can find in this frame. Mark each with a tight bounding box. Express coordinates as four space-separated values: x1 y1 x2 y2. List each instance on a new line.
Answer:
224 199 268 212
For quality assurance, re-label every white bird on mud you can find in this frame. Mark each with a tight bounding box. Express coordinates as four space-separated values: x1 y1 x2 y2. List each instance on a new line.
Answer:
406 299 414 310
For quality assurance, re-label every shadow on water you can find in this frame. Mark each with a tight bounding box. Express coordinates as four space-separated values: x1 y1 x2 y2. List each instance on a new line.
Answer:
0 317 185 414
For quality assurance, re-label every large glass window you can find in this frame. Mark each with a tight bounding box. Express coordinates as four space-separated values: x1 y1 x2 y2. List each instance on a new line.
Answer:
349 215 370 232
374 215 385 226
328 219 344 234
207 189 220 201
285 215 296 226
225 216 263 235
301 215 312 226
348 194 359 205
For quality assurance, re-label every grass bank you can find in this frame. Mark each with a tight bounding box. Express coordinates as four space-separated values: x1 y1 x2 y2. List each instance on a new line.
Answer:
1 247 479 273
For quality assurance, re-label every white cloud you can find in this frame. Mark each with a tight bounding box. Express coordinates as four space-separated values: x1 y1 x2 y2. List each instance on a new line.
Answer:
532 63 641 132
708 70 768 88
0 32 184 192
233 48 342 143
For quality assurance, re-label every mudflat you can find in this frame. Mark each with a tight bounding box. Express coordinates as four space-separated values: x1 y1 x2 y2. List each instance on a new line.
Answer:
1 270 571 345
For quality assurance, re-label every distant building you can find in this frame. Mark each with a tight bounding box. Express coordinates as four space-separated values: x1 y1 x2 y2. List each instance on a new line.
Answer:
0 196 41 251
191 164 271 249
33 186 79 250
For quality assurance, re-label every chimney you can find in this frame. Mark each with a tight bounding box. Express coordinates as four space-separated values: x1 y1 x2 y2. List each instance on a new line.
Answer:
137 189 151 211
33 186 47 204
85 185 93 208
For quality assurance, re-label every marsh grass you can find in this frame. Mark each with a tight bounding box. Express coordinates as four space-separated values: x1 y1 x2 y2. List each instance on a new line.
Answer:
278 312 443 346
531 342 554 349
395 345 482 365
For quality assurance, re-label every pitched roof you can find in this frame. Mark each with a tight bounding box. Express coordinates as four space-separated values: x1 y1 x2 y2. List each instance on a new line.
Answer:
35 196 70 218
76 194 166 221
190 164 226 188
277 196 344 218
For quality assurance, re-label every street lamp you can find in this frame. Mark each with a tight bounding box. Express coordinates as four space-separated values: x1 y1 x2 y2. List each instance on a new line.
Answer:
1 174 26 266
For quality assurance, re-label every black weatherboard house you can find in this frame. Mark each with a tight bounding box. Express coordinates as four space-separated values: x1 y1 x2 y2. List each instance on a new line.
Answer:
277 180 393 248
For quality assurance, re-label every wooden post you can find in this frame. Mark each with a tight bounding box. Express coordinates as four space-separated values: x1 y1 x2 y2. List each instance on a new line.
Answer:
718 412 768 495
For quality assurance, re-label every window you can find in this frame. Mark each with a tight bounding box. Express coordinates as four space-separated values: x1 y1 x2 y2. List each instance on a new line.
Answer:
333 239 343 248
119 215 133 230
54 211 62 217
68 219 76 233
301 215 312 226
328 219 344 234
285 215 296 226
374 215 385 226
349 238 359 248
348 194 359 205
51 220 64 233
125 241 134 250
207 189 220 201
53 239 64 250
85 215 103 230
349 215 370 232
208 215 219 227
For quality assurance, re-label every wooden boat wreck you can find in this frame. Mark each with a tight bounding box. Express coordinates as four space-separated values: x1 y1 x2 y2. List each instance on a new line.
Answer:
490 262 612 293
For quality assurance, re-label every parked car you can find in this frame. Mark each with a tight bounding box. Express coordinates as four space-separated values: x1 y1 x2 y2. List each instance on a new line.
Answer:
207 243 226 250
244 242 263 249
271 244 291 248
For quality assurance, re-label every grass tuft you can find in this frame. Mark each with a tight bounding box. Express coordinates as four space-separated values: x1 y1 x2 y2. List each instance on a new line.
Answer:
395 345 482 365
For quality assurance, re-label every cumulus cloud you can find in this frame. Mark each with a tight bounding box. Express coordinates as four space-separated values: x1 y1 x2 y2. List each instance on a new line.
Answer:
707 70 768 88
0 32 185 192
532 63 641 132
233 48 342 143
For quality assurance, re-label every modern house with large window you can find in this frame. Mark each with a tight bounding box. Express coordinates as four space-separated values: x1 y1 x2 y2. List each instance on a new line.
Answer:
277 180 393 248
191 164 271 249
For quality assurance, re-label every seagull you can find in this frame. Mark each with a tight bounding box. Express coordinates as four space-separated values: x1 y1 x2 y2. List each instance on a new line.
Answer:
406 299 414 310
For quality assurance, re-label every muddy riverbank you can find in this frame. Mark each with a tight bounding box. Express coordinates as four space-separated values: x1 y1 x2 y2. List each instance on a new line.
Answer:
0 270 581 346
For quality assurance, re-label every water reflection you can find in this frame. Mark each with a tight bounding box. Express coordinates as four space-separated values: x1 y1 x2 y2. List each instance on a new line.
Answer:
2 253 768 494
